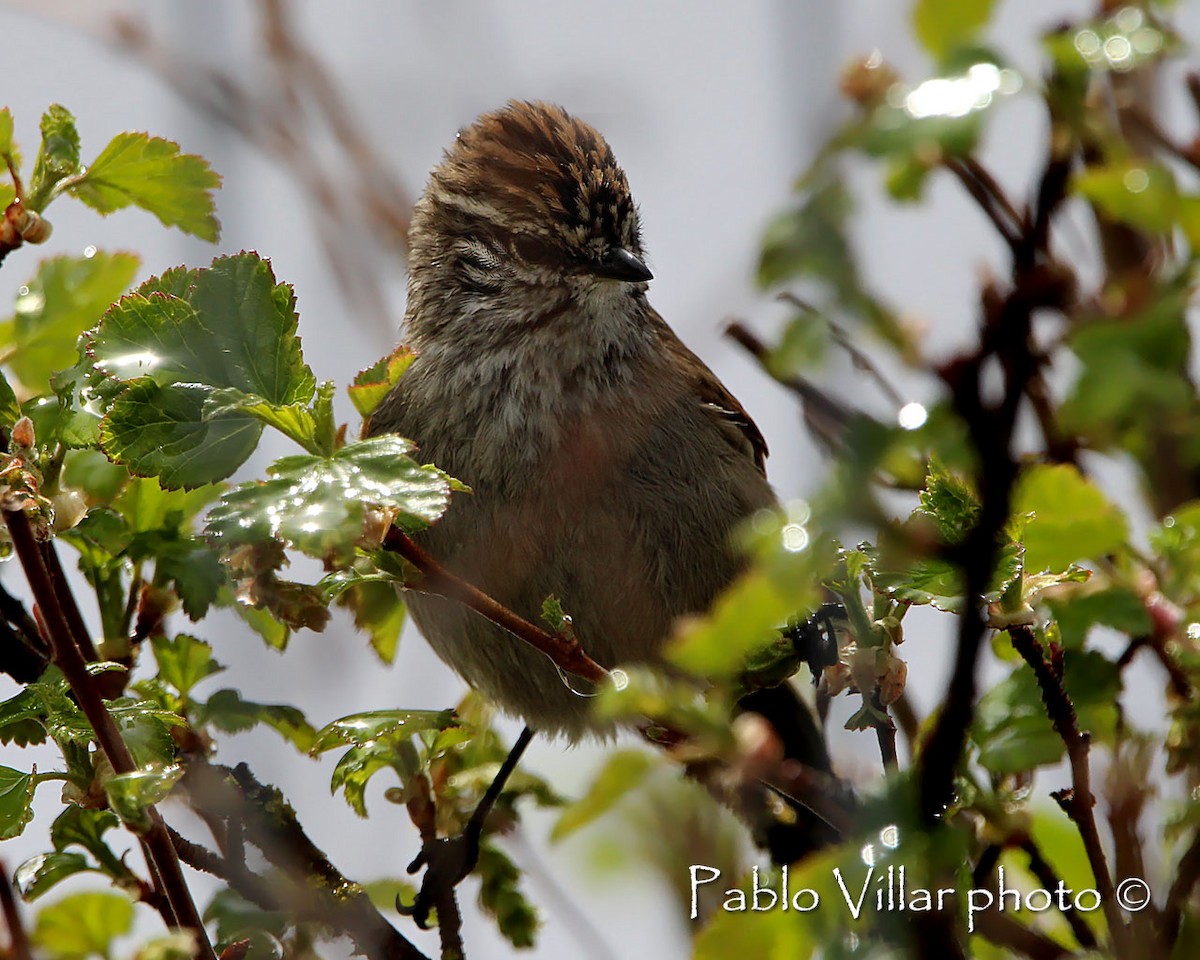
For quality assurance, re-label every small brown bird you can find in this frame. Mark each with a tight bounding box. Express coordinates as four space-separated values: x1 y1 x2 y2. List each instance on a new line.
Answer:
368 102 832 857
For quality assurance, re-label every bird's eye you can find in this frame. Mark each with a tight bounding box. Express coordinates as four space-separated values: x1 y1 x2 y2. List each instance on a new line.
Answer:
456 240 504 291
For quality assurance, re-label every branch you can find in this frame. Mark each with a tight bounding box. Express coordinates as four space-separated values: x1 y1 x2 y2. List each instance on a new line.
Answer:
384 528 855 849
1007 624 1128 952
182 762 429 960
1021 837 1098 949
1162 830 1200 946
2 505 216 960
384 528 611 687
0 861 31 960
724 320 855 454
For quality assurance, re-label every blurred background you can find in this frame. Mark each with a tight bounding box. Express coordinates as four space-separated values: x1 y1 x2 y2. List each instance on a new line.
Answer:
0 2 1197 957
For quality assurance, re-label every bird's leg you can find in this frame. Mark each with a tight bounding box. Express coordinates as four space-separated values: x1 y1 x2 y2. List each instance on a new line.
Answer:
397 725 536 929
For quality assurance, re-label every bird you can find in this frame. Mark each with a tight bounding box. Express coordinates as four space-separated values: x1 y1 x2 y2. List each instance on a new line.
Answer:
365 101 836 868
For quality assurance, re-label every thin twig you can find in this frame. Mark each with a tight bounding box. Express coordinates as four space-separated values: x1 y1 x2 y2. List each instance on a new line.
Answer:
384 528 611 687
775 292 905 407
943 156 1023 252
724 320 855 453
1021 837 1099 949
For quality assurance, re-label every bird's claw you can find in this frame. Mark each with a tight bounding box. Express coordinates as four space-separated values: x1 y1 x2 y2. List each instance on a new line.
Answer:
395 833 479 929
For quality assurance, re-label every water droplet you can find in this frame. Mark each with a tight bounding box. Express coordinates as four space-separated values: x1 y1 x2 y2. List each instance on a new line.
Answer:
897 401 927 430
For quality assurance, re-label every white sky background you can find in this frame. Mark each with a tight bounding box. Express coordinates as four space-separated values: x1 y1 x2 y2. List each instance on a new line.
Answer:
0 2 1198 958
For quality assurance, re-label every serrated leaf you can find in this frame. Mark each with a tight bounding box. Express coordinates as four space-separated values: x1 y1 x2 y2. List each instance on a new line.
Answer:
203 387 324 455
476 841 539 949
204 436 451 560
311 709 456 753
32 891 135 960
50 806 127 877
913 0 997 60
93 253 313 403
0 687 47 746
0 764 34 838
100 379 262 489
196 688 315 751
339 579 406 664
114 476 224 532
232 600 290 651
551 750 655 841
104 764 182 827
70 131 221 240
151 634 223 699
350 346 415 418
330 740 418 817
14 852 97 901
91 253 317 486
27 104 80 211
2 253 140 393
1014 464 1129 572
916 458 979 544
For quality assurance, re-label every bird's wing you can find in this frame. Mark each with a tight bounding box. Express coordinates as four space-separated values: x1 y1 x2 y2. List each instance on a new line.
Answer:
653 310 769 474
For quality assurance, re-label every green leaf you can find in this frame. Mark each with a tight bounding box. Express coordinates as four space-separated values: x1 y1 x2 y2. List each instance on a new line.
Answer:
913 0 997 60
151 634 223 699
104 764 182 828
70 131 221 240
91 253 317 486
916 458 979 544
339 579 406 664
1075 161 1180 236
27 104 80 211
196 688 315 751
350 346 414 418
0 687 48 746
312 710 455 817
14 852 97 901
0 764 34 839
50 806 127 878
0 107 15 159
203 888 289 956
974 650 1121 775
32 891 135 960
100 380 262 489
333 744 415 817
1014 464 1129 572
92 253 313 403
476 841 539 949
0 367 20 428
114 476 224 532
551 750 655 841
232 600 290 651
203 387 324 455
311 709 456 753
204 436 452 561
1 253 140 392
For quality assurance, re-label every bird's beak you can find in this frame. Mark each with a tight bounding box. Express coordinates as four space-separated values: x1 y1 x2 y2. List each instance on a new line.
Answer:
593 247 653 283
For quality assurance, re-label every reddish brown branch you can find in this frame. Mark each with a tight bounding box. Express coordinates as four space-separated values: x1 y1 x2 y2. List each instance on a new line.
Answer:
2 506 215 960
384 527 611 686
0 861 31 960
1007 625 1128 953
